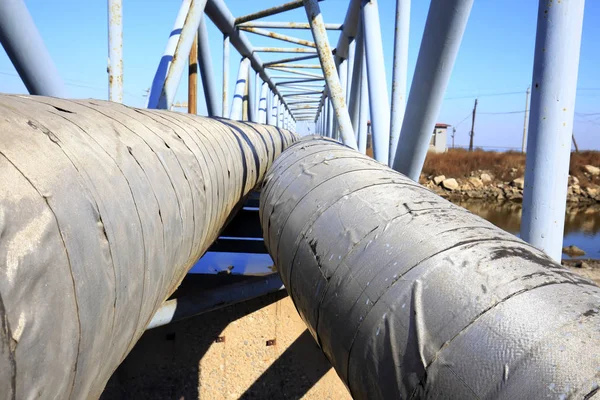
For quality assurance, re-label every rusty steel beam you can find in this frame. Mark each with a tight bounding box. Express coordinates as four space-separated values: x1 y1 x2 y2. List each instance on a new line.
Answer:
238 21 342 30
254 47 317 53
264 54 319 67
0 95 296 399
234 0 312 25
239 26 316 47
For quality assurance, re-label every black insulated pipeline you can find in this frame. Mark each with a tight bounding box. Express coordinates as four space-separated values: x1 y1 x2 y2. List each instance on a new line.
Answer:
260 137 600 400
0 95 296 399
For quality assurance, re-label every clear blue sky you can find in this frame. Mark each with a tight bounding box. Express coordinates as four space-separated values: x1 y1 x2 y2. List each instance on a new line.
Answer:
1 0 599 150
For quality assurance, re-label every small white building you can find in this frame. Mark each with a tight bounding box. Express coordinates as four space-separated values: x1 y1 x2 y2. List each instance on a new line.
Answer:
429 123 449 153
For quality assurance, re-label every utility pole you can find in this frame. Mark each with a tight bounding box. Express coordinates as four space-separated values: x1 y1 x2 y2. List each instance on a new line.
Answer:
469 98 478 152
521 86 530 153
572 133 579 153
452 127 456 148
188 34 198 114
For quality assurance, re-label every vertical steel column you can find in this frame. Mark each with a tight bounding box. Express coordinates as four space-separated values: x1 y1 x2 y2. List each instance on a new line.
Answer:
327 99 334 138
247 67 254 121
229 58 251 120
521 0 585 262
197 15 219 116
258 82 268 123
348 14 364 134
346 39 356 106
393 0 473 180
276 98 281 127
362 0 391 165
148 0 207 109
0 0 67 97
388 0 410 165
303 0 358 149
108 0 123 103
222 34 230 117
254 71 260 122
358 46 369 154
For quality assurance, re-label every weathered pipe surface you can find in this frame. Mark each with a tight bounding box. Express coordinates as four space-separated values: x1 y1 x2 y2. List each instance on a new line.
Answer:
0 95 296 399
260 137 600 400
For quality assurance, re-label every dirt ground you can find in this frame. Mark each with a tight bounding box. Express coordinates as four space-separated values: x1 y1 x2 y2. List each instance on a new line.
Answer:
101 288 352 400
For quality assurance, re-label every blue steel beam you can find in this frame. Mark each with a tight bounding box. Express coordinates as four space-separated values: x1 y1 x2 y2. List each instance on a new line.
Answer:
521 0 586 262
388 0 410 165
0 0 67 97
393 0 473 180
197 15 220 116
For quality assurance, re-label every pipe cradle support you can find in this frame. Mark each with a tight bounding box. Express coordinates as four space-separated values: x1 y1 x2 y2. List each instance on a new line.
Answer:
0 95 296 399
260 137 600 400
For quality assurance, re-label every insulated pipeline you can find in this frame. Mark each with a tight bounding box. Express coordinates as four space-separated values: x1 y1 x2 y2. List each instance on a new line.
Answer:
260 137 600 400
0 95 296 399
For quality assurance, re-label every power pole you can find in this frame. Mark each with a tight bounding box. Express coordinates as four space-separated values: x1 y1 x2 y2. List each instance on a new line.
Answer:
469 98 478 152
521 86 530 153
452 127 456 148
572 133 579 153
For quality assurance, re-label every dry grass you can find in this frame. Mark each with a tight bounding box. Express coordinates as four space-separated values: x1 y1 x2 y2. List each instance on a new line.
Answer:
420 148 600 182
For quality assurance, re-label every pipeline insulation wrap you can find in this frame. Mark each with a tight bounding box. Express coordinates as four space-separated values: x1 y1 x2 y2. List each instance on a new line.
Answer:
260 137 600 400
0 95 296 399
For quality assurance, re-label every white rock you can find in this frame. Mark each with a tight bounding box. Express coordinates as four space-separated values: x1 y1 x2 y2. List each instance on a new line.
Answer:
468 177 483 188
511 178 525 190
480 173 492 184
441 178 459 191
433 175 446 185
584 165 600 176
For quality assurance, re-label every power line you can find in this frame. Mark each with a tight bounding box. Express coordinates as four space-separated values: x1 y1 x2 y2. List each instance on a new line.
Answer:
479 110 526 115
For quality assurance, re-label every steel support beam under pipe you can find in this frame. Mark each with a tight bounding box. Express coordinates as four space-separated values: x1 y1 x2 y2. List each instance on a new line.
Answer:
237 21 342 30
388 0 410 165
148 0 208 109
0 95 296 399
393 0 473 180
0 0 67 97
362 0 391 165
521 0 585 262
197 15 220 116
108 0 123 103
148 275 284 330
303 0 357 149
260 137 600 400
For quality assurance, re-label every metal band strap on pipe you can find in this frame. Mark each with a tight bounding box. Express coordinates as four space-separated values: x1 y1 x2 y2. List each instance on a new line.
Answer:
0 95 296 399
260 137 600 400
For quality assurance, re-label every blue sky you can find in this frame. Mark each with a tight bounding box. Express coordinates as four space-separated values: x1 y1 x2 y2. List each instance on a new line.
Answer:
1 0 599 150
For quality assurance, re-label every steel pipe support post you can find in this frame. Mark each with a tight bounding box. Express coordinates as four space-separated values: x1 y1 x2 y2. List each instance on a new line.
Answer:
388 0 410 165
393 0 473 180
362 0 391 165
197 15 220 116
303 0 358 149
260 137 600 400
0 95 296 399
108 0 124 103
521 0 586 262
148 0 208 109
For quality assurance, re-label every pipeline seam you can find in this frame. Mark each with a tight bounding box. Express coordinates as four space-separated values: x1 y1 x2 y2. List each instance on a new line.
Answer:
133 109 212 257
0 152 81 400
38 104 151 362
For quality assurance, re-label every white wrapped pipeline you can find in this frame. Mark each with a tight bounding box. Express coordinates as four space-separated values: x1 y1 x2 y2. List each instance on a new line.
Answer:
0 95 296 399
260 137 600 400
